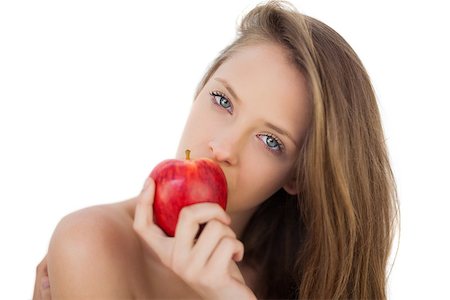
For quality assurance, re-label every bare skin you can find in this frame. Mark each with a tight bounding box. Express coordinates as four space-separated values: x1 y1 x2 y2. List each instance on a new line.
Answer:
34 195 257 299
33 42 311 299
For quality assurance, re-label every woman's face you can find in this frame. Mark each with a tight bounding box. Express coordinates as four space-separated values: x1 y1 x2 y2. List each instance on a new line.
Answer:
176 42 311 215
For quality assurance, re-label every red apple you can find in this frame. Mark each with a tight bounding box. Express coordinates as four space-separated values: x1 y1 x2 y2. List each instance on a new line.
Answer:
150 149 228 237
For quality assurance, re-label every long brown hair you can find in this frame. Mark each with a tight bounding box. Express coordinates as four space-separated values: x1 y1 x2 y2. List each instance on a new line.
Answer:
193 1 399 298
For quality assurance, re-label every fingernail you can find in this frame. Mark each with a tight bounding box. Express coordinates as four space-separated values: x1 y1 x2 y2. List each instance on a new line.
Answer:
41 276 50 289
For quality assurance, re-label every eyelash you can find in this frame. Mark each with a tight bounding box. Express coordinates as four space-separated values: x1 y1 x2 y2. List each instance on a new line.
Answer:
210 91 233 113
209 90 285 155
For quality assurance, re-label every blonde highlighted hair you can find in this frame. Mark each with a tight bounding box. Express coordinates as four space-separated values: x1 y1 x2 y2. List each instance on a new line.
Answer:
194 1 399 298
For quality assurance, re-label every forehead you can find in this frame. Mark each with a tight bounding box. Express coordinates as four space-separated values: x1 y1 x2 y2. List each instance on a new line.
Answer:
212 43 311 143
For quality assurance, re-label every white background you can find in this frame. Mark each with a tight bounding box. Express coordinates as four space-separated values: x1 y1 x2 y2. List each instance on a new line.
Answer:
1 0 449 298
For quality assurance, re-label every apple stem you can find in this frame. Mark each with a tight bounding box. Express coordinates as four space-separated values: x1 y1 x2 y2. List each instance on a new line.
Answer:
185 149 191 160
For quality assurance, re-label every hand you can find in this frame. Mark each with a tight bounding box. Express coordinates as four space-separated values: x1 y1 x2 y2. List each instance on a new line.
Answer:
133 176 257 300
32 254 51 300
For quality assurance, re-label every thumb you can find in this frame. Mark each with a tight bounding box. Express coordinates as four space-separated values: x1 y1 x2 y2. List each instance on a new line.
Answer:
40 276 51 300
141 176 154 193
135 176 156 228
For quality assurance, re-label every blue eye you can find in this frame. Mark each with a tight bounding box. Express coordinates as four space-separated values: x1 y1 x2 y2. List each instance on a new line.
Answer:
209 90 285 155
210 91 233 113
257 133 285 154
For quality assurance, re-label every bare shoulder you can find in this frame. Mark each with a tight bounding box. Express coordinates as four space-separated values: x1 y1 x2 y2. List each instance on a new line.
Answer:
51 197 138 246
47 197 151 298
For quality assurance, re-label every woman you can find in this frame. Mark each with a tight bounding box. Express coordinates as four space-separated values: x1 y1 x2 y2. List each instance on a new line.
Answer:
34 0 398 299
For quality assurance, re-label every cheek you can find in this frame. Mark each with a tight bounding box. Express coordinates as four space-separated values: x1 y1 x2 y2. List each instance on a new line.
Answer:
228 150 291 211
245 141 291 189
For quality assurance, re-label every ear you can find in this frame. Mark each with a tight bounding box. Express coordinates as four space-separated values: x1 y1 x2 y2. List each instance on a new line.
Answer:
282 177 298 196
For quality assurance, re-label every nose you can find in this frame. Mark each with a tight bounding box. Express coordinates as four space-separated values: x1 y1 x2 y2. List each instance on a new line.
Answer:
208 139 238 166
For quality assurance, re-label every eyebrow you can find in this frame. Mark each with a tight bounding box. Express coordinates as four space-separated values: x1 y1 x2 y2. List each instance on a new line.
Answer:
213 77 299 149
263 122 299 149
214 77 242 105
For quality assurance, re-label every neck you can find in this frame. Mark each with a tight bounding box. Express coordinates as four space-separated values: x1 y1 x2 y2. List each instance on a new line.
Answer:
228 206 259 240
229 207 260 294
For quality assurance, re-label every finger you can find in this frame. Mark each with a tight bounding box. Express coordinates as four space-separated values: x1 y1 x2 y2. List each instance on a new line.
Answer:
134 176 167 237
133 176 155 232
40 275 52 300
172 203 231 265
133 176 174 265
228 259 246 284
206 237 244 276
33 255 48 300
189 219 237 270
133 176 167 240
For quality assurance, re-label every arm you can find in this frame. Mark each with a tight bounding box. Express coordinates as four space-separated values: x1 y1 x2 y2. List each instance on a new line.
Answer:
46 207 135 299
